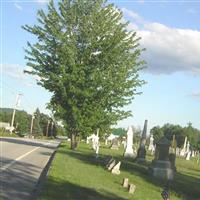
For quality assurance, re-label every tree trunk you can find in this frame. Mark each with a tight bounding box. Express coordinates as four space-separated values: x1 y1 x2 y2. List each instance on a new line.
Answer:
70 132 77 150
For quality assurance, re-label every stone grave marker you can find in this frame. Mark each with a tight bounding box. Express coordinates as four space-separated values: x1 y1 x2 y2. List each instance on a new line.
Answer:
128 184 136 194
124 126 135 158
110 138 119 150
122 178 129 188
149 136 174 180
136 120 148 162
108 160 116 171
111 161 121 175
180 136 187 156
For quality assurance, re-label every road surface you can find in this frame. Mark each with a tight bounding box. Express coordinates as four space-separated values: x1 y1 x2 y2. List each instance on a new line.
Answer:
0 137 60 200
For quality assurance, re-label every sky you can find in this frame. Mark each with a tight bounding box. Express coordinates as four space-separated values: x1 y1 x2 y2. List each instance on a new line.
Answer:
1 0 200 133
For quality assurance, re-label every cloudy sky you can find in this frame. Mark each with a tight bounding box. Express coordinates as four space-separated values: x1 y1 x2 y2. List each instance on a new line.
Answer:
1 0 200 132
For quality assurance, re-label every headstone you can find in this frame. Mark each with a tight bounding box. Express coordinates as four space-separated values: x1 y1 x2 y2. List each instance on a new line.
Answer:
86 136 89 144
186 151 191 161
110 138 119 150
148 134 154 151
186 141 190 154
180 136 187 156
95 145 99 158
108 160 116 171
111 161 121 175
136 120 148 162
192 150 195 157
122 178 129 188
124 126 135 158
149 136 174 180
128 184 136 194
170 134 177 154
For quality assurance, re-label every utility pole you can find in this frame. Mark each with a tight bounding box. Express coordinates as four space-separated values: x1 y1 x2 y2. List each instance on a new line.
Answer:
46 120 50 137
30 114 35 138
10 93 22 134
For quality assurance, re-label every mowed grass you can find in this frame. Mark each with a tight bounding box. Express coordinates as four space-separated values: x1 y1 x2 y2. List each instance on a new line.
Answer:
38 142 200 200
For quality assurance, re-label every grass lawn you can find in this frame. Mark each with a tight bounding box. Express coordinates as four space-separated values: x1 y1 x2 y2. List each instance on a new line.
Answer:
38 142 200 200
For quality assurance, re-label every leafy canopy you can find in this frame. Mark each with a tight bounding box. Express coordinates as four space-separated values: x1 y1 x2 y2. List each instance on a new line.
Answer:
23 0 145 137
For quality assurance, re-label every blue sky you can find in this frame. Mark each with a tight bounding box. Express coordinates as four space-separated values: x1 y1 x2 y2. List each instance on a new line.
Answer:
1 0 200 132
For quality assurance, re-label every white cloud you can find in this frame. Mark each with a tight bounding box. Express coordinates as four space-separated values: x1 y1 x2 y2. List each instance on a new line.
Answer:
123 8 200 75
14 3 22 11
2 64 35 87
37 0 49 4
187 9 197 14
189 92 200 98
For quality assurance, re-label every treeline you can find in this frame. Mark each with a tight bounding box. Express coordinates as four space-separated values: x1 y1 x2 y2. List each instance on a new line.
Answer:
0 108 65 137
150 123 200 150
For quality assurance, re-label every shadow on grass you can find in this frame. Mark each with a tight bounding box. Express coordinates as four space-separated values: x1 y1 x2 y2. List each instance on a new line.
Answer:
58 145 200 200
39 178 126 200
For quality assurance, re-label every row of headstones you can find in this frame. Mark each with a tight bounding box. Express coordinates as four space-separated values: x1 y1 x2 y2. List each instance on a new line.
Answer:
86 120 199 180
105 157 136 194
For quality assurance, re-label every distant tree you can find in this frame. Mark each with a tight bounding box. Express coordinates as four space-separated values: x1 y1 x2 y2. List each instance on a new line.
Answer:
15 110 31 136
112 127 126 136
33 108 42 136
183 123 200 150
23 0 145 149
150 126 163 144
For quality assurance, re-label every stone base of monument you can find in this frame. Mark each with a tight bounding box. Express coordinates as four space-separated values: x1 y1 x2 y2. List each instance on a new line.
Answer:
149 160 174 180
124 152 135 158
136 147 146 163
110 145 119 150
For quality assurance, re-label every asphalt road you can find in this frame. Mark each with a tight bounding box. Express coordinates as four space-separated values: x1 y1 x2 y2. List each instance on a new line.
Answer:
0 137 60 200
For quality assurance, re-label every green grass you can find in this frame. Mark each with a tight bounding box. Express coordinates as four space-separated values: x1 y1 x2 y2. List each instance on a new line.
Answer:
38 142 200 200
0 130 18 137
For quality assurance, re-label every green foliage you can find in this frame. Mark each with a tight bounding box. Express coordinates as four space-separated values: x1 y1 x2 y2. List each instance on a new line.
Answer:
33 108 42 136
150 123 200 150
23 0 145 146
112 127 126 136
0 107 60 138
15 110 31 136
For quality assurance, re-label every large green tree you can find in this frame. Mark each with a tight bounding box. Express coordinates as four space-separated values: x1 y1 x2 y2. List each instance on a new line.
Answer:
23 0 145 149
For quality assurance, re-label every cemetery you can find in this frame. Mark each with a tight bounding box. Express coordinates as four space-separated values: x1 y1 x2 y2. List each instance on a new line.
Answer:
39 127 200 200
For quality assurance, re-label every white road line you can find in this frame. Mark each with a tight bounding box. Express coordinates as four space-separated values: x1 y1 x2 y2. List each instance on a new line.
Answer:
0 146 40 172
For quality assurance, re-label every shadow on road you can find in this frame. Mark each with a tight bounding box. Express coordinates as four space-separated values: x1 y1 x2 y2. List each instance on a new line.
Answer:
0 137 57 150
0 157 40 200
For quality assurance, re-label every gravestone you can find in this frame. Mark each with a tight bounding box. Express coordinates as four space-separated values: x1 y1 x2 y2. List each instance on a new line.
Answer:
180 136 187 156
86 136 89 144
192 150 195 157
186 151 191 161
111 161 121 175
105 157 114 168
149 136 174 180
108 160 116 171
110 138 119 150
136 120 148 162
128 184 136 194
122 178 129 188
186 141 190 154
124 126 135 158
148 134 154 151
